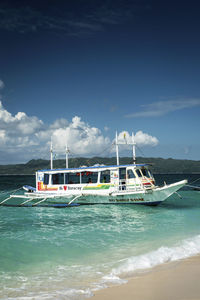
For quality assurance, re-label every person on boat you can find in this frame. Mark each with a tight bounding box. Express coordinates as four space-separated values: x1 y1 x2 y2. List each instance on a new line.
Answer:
102 176 106 183
121 174 127 190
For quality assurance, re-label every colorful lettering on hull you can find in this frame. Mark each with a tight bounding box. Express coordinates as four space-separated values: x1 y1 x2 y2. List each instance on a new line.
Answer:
109 198 145 202
37 182 58 191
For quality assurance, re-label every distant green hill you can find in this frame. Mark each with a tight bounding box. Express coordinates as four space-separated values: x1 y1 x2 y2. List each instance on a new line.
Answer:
0 157 199 174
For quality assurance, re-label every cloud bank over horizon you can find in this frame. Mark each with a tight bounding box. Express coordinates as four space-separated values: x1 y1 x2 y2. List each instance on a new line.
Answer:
0 99 159 164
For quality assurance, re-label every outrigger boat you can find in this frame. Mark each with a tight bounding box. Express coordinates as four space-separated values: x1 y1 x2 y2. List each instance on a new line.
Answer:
0 133 187 207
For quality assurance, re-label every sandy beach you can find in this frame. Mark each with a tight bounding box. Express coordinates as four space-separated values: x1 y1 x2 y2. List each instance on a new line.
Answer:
90 255 200 300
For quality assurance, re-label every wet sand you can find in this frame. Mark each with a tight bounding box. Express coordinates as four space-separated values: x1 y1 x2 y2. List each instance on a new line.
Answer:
90 255 200 300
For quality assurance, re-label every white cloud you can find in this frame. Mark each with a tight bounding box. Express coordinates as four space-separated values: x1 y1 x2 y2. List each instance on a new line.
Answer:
51 116 111 156
116 131 158 147
0 101 159 164
125 99 200 118
0 101 13 123
0 129 7 144
50 118 68 129
135 131 158 146
0 102 44 137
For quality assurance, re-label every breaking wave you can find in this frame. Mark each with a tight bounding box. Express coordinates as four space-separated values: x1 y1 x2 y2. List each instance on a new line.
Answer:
103 234 200 282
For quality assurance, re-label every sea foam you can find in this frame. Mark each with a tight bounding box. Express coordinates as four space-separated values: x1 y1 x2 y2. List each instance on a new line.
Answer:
104 234 200 280
1 236 200 300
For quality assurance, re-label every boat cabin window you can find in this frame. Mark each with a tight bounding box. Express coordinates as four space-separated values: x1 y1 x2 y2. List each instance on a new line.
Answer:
43 173 49 185
81 171 98 184
127 169 135 179
148 170 153 178
52 173 64 185
65 173 80 184
119 168 126 180
135 169 142 177
140 167 151 178
100 170 110 183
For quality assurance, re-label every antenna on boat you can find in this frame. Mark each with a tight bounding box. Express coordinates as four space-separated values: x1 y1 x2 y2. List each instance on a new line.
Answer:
115 131 136 165
50 137 53 170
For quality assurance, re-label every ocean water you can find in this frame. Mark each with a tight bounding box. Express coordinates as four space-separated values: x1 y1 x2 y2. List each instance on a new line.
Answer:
0 174 200 300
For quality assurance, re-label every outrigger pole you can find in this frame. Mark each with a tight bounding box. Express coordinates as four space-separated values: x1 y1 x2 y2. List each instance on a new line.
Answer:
115 131 136 165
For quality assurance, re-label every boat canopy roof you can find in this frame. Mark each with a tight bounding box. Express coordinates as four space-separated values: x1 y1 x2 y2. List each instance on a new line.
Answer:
37 163 151 173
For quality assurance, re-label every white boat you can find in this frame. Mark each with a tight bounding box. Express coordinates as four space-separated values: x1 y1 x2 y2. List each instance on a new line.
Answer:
0 132 187 207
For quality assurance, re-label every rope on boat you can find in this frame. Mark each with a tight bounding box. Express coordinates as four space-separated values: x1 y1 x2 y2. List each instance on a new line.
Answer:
186 177 200 190
190 177 200 184
68 143 115 165
186 184 200 190
0 187 23 195
0 187 23 205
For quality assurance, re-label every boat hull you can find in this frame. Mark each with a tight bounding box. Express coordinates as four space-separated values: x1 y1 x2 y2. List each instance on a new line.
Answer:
24 179 187 206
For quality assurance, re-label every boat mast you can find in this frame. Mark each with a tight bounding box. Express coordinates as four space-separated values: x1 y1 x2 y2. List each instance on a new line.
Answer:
132 132 136 164
66 142 69 169
116 131 119 165
50 138 53 169
115 131 136 165
50 138 69 170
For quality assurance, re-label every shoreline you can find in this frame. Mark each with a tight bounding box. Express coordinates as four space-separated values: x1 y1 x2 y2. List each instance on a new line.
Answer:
89 255 200 300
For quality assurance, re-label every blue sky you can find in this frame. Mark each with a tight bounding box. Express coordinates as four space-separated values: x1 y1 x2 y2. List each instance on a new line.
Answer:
0 0 200 164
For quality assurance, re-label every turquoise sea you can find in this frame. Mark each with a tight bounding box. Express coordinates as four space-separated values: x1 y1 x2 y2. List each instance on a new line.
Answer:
0 174 200 300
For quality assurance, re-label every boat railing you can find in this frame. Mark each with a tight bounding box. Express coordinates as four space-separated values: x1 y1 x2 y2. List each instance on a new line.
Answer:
144 176 155 188
117 179 145 193
116 179 154 193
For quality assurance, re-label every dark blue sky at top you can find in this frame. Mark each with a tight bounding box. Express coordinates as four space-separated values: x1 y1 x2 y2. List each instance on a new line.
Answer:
0 0 200 161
